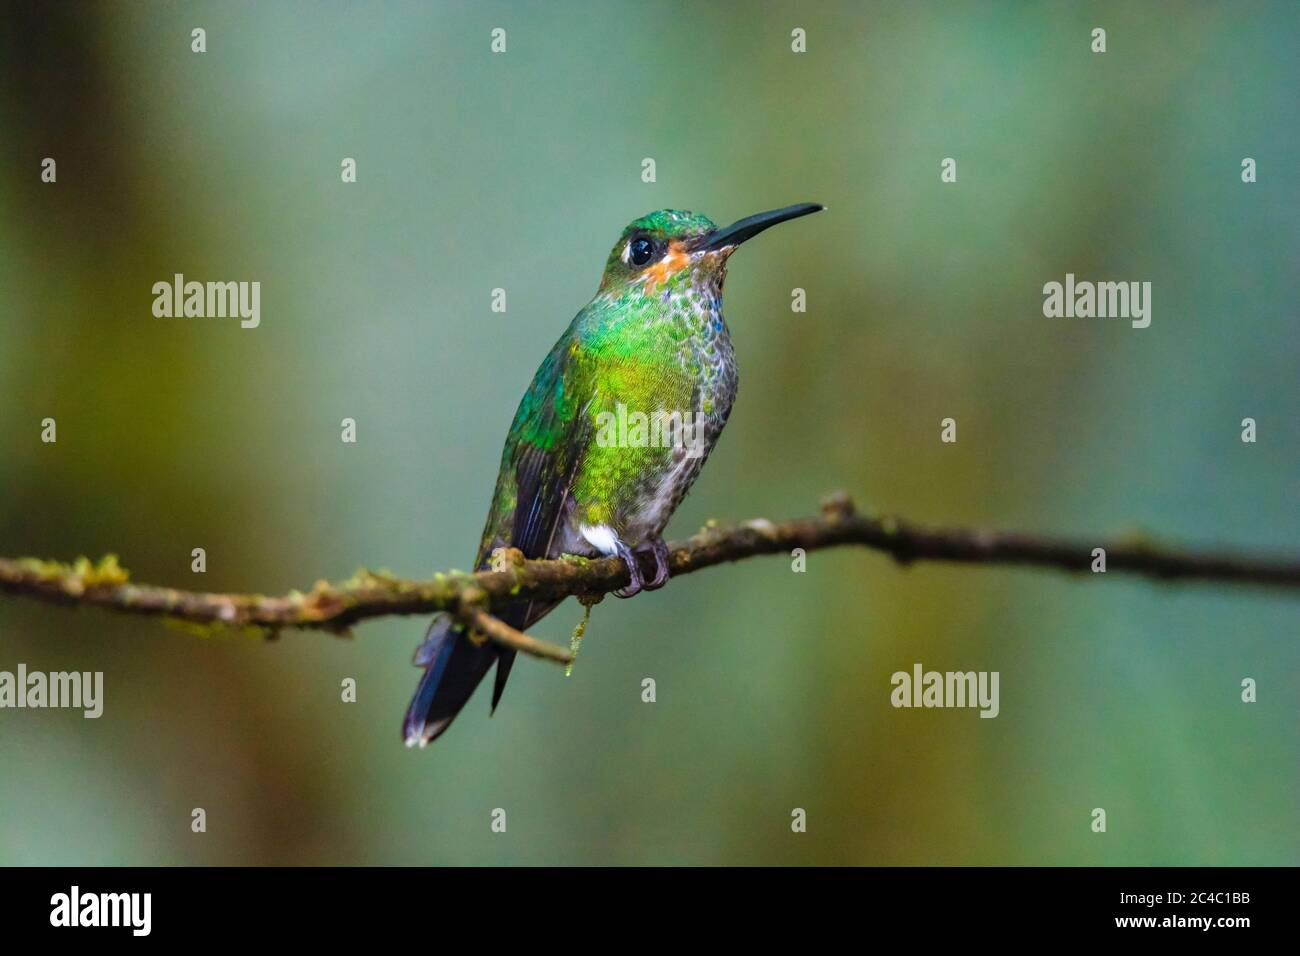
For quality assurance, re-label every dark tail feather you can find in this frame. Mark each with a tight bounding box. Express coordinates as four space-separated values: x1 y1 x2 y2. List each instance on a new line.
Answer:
403 600 560 747
402 615 497 748
488 598 558 715
491 650 516 714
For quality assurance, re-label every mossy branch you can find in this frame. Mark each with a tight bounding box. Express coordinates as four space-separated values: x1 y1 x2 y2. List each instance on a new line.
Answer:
1 492 1297 665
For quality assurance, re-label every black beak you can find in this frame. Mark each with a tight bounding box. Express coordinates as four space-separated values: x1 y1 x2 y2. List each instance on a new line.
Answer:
700 202 824 252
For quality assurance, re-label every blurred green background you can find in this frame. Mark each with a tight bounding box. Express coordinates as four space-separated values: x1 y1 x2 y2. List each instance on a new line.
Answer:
1 1 1297 865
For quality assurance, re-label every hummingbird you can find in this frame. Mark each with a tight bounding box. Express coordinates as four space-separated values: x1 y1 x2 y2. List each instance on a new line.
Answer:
403 202 824 747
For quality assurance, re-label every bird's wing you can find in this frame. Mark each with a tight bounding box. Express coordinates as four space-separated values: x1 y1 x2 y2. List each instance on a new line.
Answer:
476 334 595 569
475 333 595 711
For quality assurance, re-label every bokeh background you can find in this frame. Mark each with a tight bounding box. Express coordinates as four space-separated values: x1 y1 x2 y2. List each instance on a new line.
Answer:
1 1 1296 865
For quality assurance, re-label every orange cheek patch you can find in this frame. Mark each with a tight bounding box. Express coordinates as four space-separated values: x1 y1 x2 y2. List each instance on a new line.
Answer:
643 242 690 293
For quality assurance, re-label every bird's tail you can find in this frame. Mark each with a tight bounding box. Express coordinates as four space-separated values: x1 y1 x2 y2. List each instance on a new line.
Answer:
402 615 499 748
403 599 558 747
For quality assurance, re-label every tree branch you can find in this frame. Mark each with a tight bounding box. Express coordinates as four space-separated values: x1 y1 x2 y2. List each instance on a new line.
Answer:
1 493 1297 665
460 606 575 664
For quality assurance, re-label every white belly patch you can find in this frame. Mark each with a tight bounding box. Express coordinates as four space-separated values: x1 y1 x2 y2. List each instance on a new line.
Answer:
579 523 621 556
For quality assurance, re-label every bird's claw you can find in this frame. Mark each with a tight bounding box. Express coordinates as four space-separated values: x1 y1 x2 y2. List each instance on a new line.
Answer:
641 537 670 591
613 537 670 598
612 539 644 598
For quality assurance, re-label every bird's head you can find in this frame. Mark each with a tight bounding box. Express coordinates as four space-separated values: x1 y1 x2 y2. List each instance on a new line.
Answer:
597 203 823 298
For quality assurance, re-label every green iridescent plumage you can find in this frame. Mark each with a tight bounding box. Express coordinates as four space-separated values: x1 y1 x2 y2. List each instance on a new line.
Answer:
477 209 727 557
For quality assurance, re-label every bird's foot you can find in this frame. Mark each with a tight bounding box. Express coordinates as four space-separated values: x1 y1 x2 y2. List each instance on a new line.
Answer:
641 537 670 591
612 539 645 598
612 537 670 597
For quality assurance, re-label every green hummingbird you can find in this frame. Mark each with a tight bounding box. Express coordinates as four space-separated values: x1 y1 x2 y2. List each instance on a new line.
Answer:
404 202 823 746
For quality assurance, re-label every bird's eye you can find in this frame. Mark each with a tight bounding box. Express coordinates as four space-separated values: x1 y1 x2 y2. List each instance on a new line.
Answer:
629 237 655 266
